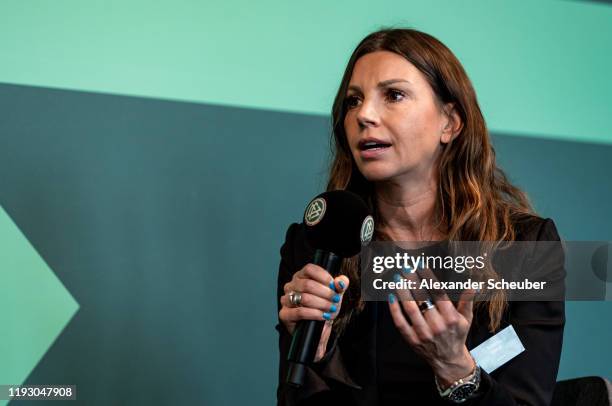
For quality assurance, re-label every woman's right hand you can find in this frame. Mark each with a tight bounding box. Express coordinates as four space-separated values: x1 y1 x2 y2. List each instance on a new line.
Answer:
279 264 349 361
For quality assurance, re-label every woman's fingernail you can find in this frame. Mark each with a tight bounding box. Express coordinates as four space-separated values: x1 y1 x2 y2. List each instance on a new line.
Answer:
388 293 396 304
332 294 341 303
393 273 402 282
330 304 337 312
338 280 346 290
323 312 331 320
329 280 336 291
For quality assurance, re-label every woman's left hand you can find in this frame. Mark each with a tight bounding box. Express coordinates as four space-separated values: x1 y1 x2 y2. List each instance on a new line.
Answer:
387 269 477 388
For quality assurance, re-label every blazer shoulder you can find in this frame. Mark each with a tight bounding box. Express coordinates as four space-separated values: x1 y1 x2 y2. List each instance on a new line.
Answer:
513 214 561 242
280 222 315 272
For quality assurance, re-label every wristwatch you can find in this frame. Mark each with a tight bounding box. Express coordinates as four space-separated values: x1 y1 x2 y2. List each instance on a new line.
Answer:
435 364 481 403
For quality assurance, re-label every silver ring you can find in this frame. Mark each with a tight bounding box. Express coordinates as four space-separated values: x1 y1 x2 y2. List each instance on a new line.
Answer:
289 291 302 307
419 299 435 313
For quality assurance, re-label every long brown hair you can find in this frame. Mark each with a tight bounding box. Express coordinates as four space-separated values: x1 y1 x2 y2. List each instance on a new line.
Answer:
328 28 535 333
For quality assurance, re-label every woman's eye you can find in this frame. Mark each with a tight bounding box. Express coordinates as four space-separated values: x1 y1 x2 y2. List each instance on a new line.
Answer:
386 89 405 102
345 95 361 109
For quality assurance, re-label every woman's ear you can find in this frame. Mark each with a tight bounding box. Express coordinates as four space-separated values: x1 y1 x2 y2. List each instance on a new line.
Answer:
440 103 463 144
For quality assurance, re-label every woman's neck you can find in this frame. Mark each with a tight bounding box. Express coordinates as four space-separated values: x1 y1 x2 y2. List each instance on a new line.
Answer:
374 178 442 241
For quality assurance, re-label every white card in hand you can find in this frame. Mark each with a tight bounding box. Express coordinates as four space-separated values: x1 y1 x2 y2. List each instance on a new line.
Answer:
470 325 525 373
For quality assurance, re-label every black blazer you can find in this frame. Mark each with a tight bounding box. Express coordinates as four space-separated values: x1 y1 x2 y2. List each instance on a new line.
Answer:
276 216 565 406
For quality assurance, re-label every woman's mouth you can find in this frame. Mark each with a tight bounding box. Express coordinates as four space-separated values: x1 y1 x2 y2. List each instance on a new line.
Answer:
359 140 392 159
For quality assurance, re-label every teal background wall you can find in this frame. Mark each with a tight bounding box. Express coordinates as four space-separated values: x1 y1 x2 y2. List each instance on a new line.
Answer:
0 1 611 405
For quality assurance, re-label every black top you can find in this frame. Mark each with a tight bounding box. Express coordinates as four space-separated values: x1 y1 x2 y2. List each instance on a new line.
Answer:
276 216 565 406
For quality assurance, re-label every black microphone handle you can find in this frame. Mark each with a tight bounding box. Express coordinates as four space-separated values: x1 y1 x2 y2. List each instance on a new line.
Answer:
286 249 342 387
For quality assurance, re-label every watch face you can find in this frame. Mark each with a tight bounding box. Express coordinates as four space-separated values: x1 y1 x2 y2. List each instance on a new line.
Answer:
449 383 477 402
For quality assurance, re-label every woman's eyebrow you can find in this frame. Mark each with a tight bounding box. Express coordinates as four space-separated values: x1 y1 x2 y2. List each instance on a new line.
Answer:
378 79 412 88
347 79 412 93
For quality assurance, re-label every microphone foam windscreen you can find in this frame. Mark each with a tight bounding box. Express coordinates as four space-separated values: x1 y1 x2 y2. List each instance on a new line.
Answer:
302 190 374 258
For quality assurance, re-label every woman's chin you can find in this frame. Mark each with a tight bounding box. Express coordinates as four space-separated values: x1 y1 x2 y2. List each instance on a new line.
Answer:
360 169 395 183
355 160 404 182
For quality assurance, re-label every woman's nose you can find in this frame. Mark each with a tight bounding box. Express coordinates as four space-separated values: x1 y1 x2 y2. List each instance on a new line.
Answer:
356 99 380 128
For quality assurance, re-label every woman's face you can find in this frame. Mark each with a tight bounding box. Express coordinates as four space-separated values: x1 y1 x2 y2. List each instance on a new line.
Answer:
344 51 457 184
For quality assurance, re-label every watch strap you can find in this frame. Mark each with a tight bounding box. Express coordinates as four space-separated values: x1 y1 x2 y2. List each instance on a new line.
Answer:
435 364 481 402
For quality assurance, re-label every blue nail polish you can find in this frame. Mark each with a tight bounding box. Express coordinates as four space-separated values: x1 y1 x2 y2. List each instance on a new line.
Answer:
393 273 402 282
388 293 396 304
329 280 336 291
339 280 346 290
323 312 331 320
403 265 415 274
332 294 341 303
330 304 337 312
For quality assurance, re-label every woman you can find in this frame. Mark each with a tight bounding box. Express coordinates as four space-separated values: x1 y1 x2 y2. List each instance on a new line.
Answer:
276 28 564 405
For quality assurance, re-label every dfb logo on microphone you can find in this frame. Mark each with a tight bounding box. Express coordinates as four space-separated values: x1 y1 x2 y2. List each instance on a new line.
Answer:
305 198 326 226
361 215 374 243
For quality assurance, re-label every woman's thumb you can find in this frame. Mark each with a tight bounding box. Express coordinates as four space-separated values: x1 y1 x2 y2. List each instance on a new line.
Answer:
333 275 350 293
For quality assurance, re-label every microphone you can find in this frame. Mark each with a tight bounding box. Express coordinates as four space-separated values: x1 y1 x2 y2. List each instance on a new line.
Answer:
286 190 374 387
